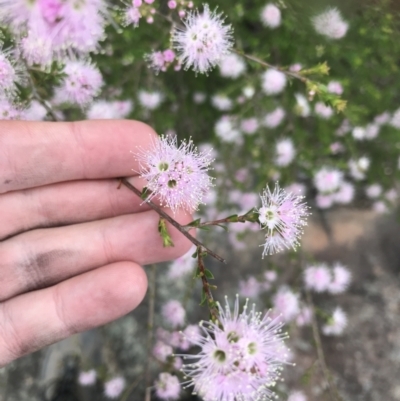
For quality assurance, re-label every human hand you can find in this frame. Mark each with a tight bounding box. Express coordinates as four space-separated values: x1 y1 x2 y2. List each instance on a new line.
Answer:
0 120 193 366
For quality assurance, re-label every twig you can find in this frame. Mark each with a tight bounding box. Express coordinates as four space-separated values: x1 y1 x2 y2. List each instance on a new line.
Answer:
197 249 220 324
120 373 144 401
144 264 157 401
234 50 308 83
306 290 343 401
119 178 226 264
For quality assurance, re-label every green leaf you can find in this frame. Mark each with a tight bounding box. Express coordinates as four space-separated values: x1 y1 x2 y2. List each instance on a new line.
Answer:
204 269 214 279
158 218 174 248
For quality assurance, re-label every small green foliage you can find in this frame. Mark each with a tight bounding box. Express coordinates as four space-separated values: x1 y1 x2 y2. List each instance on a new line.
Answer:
157 217 174 247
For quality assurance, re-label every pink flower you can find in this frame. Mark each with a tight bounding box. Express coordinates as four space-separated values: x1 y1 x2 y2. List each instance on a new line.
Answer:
275 138 296 167
78 369 97 386
260 3 281 28
314 167 343 194
304 264 331 292
155 373 181 400
328 263 351 294
180 296 289 401
162 300 186 328
172 4 233 74
261 69 287 95
0 48 20 97
239 276 262 298
0 97 22 120
272 286 300 322
314 102 334 119
322 307 348 336
296 306 312 327
104 377 126 399
153 341 173 362
263 107 286 128
288 390 308 401
54 60 103 106
258 183 309 257
136 135 213 213
316 193 334 209
240 117 259 135
327 81 343 95
218 53 246 78
312 8 349 39
333 181 354 204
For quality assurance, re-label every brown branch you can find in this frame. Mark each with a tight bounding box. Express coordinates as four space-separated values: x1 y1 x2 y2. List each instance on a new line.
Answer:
234 50 308 83
144 264 157 401
197 249 220 324
120 178 226 264
306 290 343 401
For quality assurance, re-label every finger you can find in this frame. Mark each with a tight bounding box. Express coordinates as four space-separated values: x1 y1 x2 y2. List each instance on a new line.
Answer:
0 120 157 194
0 176 150 241
0 261 147 367
0 208 194 301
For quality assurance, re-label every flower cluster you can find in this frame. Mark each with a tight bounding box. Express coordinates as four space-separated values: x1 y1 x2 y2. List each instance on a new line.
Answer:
257 183 309 257
180 296 289 401
137 135 214 212
172 4 234 73
0 0 108 66
304 262 351 294
312 8 349 39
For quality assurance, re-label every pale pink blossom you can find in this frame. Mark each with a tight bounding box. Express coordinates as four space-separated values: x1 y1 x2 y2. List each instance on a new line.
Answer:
285 183 306 196
295 93 310 117
314 102 334 119
258 183 309 256
288 390 308 401
78 370 97 386
153 341 173 362
366 184 382 199
162 300 186 328
314 167 343 193
261 69 287 95
312 8 349 39
374 112 390 125
136 135 213 212
54 60 103 106
104 377 126 399
349 157 370 180
328 263 351 294
373 201 388 214
241 117 259 134
180 296 289 401
275 138 296 167
211 94 232 111
138 90 163 109
260 3 281 29
365 123 380 139
296 307 312 327
239 276 262 298
263 107 285 128
322 307 348 336
214 115 241 143
333 181 355 204
352 126 366 140
327 81 343 95
155 373 181 400
218 53 246 78
316 193 334 209
172 4 233 73
273 286 300 322
304 264 331 292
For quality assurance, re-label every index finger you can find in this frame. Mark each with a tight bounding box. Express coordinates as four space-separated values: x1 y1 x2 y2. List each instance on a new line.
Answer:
0 120 157 194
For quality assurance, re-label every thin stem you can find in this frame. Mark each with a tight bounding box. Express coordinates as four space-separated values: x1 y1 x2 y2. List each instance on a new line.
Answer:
306 290 343 401
234 50 308 83
120 178 226 264
197 249 220 324
144 264 157 401
120 373 144 401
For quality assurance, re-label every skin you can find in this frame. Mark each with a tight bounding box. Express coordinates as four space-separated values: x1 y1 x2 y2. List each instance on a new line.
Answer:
0 120 194 367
